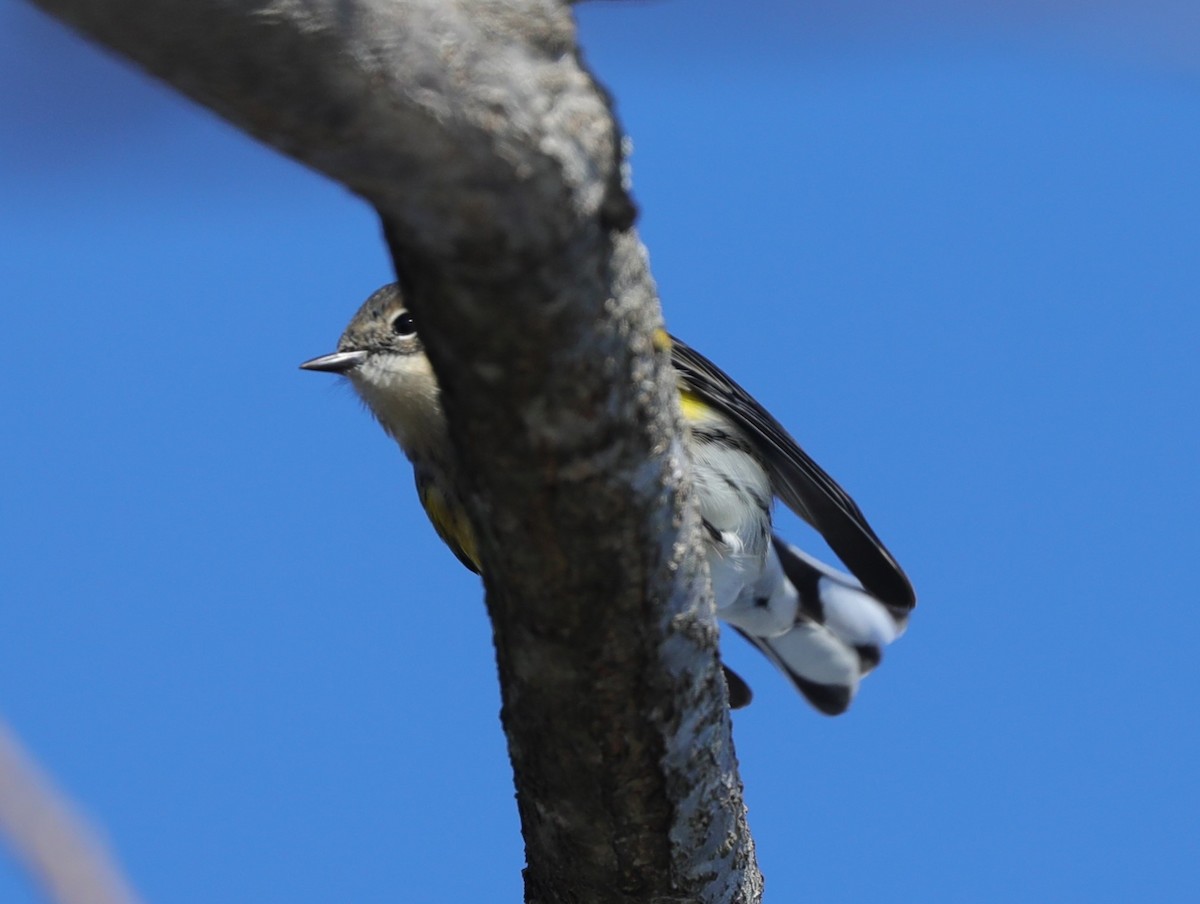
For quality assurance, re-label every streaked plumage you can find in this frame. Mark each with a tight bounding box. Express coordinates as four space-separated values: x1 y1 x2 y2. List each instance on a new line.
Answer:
302 283 916 714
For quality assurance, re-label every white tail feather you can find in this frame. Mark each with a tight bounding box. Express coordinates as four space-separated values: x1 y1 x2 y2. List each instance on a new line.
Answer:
728 540 908 714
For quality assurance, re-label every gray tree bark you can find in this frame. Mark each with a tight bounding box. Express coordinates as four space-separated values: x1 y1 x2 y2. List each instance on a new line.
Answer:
22 2 763 901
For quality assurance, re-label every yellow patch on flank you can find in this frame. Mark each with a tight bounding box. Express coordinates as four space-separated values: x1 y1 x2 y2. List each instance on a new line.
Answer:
652 328 673 353
419 483 481 571
679 388 711 424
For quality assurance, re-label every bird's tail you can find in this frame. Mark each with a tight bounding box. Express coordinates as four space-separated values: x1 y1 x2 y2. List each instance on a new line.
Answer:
737 538 909 715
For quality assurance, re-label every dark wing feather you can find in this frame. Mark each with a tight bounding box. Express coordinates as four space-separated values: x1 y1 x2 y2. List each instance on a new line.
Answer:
670 336 915 612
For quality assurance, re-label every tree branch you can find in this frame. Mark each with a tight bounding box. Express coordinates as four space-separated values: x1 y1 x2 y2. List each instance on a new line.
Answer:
0 719 145 904
22 2 762 900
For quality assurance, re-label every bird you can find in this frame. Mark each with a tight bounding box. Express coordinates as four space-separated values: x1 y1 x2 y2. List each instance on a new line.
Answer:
302 283 915 714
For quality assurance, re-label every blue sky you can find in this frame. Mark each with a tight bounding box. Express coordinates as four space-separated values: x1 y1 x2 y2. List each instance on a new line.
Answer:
2 2 1198 901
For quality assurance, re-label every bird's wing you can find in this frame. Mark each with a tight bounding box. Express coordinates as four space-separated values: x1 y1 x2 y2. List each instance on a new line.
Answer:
670 335 915 612
416 475 482 575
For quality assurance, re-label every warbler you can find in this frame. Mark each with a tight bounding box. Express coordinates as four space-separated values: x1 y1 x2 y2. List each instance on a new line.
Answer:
302 283 915 714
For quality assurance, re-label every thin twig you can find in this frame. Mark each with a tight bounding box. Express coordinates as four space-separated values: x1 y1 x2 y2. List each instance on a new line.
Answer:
0 719 145 904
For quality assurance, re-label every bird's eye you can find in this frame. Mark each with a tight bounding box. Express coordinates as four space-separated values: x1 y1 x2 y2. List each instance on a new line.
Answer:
391 311 416 337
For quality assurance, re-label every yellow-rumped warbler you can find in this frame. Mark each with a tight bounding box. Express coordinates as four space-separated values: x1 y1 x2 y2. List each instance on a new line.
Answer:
302 283 915 713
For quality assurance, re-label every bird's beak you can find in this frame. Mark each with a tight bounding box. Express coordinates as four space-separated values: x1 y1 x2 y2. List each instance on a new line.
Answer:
299 350 368 374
